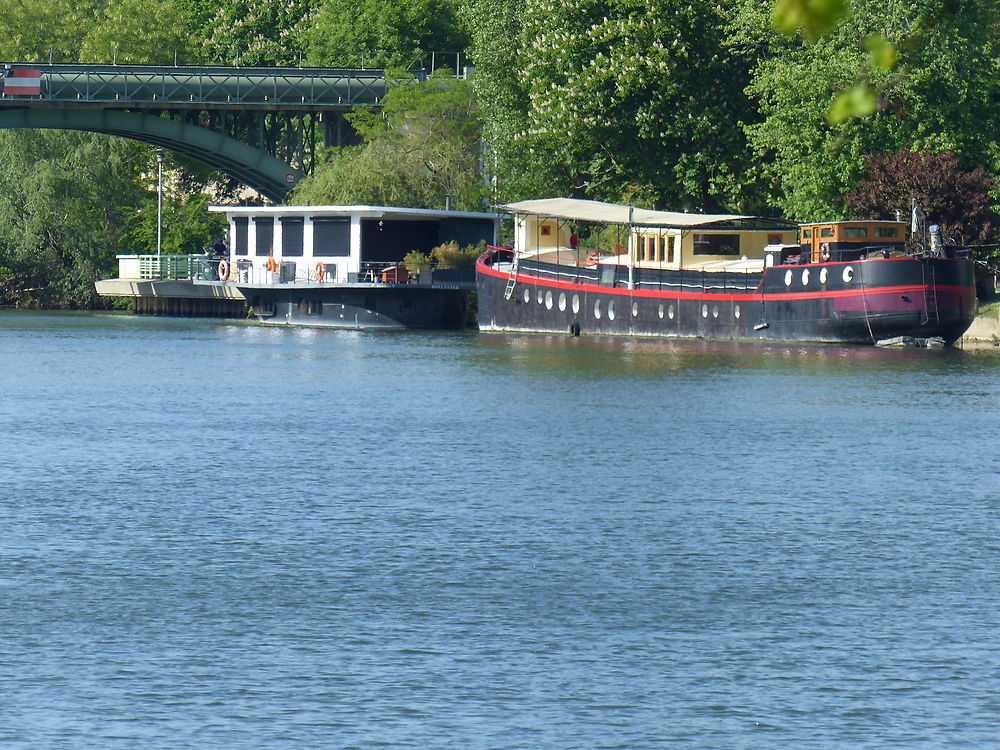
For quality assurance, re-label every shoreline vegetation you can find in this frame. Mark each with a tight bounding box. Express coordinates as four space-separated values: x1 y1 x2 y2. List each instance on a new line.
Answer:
1 1 999 310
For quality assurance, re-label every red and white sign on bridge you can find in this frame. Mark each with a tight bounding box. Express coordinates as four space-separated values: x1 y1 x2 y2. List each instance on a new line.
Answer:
3 68 42 96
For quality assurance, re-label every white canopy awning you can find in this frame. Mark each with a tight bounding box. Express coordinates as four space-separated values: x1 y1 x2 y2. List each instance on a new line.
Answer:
497 197 796 230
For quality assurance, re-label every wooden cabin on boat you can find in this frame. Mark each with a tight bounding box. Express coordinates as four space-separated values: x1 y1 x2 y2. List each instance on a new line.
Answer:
798 220 908 263
506 198 798 272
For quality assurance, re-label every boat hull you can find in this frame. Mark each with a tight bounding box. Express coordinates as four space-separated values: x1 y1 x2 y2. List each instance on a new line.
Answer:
476 254 977 344
240 284 470 329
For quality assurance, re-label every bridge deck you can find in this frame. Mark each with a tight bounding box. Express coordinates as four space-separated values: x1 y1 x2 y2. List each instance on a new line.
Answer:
0 63 398 110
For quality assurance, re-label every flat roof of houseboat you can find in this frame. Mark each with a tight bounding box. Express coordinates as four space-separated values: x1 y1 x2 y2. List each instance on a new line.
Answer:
207 204 498 220
498 198 797 229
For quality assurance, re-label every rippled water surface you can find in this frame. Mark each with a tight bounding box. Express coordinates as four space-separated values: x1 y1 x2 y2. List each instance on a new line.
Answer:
3 311 1000 748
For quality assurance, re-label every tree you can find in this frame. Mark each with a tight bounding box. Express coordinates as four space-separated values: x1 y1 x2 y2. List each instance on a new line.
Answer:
844 149 997 244
192 0 315 66
466 0 763 212
292 72 485 210
304 0 467 68
743 0 1000 220
0 131 147 307
78 0 192 64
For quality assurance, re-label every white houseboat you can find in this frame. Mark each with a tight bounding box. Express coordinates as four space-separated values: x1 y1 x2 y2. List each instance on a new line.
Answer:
210 204 498 328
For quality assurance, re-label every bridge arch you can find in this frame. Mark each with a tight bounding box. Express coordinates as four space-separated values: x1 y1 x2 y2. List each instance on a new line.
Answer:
0 108 299 202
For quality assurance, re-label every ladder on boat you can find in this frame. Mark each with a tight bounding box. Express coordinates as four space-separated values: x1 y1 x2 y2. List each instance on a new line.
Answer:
503 254 519 300
922 261 940 326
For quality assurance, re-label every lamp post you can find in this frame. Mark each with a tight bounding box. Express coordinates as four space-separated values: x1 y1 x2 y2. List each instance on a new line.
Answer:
156 148 164 276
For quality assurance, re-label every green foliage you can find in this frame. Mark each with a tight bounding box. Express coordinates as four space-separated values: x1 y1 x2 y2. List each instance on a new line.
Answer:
304 0 467 68
0 131 147 308
194 0 315 65
744 0 1000 220
468 0 764 212
125 191 227 256
772 0 848 41
0 0 195 63
429 240 483 269
292 72 485 210
402 249 431 274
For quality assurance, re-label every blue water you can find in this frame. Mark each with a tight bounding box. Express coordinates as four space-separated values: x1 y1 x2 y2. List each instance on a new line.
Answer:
2 311 1000 748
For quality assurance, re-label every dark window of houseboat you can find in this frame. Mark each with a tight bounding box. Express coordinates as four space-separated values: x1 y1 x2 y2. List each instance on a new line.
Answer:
234 217 248 255
313 218 351 257
253 217 273 257
637 236 646 261
844 227 868 239
693 233 740 255
876 227 899 238
820 227 834 238
281 217 304 256
803 229 813 239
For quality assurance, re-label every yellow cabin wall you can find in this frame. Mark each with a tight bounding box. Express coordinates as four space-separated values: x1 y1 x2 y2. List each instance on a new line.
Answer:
521 216 571 251
661 230 796 267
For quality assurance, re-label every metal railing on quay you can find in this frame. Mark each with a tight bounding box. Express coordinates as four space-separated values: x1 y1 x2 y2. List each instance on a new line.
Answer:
136 254 216 280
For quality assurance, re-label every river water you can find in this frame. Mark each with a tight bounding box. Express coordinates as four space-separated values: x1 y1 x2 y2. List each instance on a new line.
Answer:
2 311 1000 748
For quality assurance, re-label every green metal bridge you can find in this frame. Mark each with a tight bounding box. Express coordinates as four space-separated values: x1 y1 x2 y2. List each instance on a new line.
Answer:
0 63 411 201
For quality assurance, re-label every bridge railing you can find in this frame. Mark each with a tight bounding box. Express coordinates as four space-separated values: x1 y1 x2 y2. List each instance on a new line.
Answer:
2 64 395 108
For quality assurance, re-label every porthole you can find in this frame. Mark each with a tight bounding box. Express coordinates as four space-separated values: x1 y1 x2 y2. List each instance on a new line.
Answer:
545 290 553 310
801 269 810 286
608 300 617 321
668 304 675 320
632 302 639 317
734 304 741 319
819 268 829 284
658 304 665 319
784 269 793 287
843 266 855 283
712 305 719 319
701 304 709 318
572 294 580 314
522 287 530 303
558 292 567 311
594 299 602 319
537 289 544 304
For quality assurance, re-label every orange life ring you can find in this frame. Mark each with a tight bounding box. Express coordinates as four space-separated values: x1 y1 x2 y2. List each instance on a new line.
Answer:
217 260 229 280
820 242 831 261
314 262 326 281
266 256 277 272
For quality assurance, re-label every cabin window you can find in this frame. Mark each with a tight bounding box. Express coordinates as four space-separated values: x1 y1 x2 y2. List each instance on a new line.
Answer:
876 227 899 238
234 217 249 255
313 218 351 257
820 227 834 238
844 227 868 239
636 236 645 261
802 229 813 239
254 217 273 257
281 217 305 256
693 233 740 255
